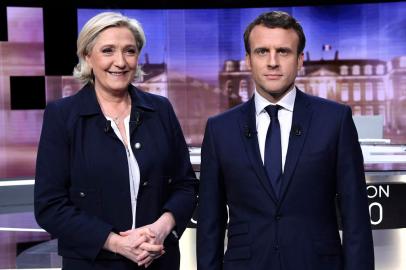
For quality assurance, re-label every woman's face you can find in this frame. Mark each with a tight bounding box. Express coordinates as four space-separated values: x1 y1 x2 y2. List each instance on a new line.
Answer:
85 26 139 94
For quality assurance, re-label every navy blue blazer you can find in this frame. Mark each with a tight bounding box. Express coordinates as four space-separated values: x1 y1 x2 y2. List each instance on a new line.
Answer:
197 90 374 270
34 84 198 269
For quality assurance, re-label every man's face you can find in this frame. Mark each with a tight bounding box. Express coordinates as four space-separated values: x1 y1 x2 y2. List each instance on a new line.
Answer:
246 25 304 103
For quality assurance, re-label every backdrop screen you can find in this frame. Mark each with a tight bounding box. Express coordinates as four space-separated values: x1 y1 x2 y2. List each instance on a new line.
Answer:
1 3 406 179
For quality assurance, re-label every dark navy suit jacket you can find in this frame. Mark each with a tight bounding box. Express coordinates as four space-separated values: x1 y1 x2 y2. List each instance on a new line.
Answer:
35 84 198 270
197 90 374 270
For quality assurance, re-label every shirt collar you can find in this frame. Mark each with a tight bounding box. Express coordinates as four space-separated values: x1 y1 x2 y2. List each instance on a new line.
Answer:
254 85 296 116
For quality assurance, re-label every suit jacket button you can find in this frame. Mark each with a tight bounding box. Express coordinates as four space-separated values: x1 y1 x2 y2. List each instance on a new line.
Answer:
135 142 141 149
168 178 172 184
143 181 148 187
79 192 86 198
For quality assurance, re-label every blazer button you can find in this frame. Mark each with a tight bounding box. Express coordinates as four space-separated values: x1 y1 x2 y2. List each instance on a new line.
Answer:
142 181 148 187
79 192 86 198
134 142 141 149
168 178 172 184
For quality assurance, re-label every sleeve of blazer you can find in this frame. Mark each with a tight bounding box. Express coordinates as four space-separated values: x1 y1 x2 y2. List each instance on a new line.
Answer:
161 98 198 238
336 106 374 270
34 102 113 260
197 118 228 270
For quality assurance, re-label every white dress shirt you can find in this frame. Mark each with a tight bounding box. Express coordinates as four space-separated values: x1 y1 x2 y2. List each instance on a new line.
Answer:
255 86 296 172
108 115 140 229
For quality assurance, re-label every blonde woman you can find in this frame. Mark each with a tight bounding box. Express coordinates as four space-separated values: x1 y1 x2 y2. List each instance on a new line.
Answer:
35 12 198 270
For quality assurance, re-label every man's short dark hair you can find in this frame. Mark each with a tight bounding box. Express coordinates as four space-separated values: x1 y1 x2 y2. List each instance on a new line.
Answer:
244 11 306 55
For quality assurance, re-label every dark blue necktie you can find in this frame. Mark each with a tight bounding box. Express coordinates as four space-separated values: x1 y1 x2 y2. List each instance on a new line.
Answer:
264 105 282 197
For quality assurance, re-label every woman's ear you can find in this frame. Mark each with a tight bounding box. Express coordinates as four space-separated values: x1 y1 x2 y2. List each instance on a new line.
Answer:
85 54 92 69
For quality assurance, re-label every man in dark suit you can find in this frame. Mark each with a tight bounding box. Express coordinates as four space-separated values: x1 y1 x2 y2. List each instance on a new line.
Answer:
197 11 374 270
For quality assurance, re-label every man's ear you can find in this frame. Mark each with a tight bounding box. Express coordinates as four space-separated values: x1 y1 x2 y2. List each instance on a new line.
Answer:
297 52 304 70
245 53 251 70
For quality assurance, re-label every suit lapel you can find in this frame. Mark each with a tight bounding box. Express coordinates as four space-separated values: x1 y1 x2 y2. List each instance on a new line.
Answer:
279 90 313 202
238 97 278 203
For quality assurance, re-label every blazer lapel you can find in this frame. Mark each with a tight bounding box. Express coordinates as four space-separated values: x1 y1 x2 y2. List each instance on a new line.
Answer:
78 83 158 183
279 90 313 202
238 97 278 203
76 84 119 140
128 85 156 181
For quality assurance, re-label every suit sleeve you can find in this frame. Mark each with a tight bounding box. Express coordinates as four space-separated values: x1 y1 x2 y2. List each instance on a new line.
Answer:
161 98 198 238
197 119 228 270
34 102 113 260
336 106 374 270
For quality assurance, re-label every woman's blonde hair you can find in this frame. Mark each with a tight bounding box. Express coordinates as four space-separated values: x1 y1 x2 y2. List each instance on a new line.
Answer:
73 12 146 84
